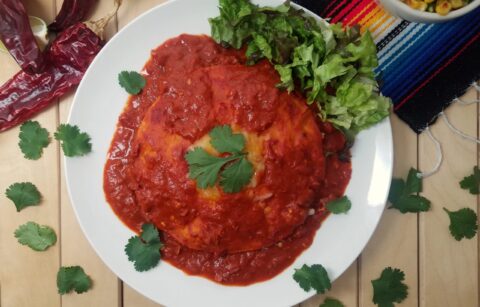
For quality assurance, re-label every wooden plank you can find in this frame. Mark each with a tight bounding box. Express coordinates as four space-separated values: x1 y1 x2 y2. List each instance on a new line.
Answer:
419 87 479 307
116 1 167 305
0 1 60 306
55 1 121 307
359 114 419 307
301 262 358 307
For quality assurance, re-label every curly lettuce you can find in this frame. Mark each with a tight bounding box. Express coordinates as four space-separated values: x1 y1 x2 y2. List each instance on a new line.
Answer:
209 0 391 134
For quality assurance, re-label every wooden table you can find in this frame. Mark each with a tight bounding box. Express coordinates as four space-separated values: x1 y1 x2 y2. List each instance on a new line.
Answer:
0 1 478 306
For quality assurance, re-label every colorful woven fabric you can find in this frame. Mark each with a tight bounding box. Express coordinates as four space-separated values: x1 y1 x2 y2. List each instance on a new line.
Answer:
294 0 480 133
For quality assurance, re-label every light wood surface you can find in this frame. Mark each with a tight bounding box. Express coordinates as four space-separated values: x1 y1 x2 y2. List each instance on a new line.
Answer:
0 1 478 307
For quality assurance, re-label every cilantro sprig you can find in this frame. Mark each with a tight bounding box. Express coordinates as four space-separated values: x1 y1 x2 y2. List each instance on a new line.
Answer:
55 124 92 157
118 71 146 95
18 121 50 160
372 267 408 307
443 207 478 241
57 266 92 294
185 125 254 193
14 221 57 251
5 182 41 212
125 223 163 272
459 166 480 194
326 196 351 214
388 168 431 213
293 264 331 294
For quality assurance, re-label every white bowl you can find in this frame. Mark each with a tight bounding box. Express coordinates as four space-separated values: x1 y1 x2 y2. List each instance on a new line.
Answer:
379 0 480 23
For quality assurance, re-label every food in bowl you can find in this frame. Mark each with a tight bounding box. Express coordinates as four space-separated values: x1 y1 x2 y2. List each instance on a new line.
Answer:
402 0 473 15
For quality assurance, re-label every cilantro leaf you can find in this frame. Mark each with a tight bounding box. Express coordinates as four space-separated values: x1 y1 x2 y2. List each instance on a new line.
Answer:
388 168 430 213
443 207 478 241
125 223 163 272
326 196 351 214
320 298 345 307
404 168 422 194
391 195 431 213
18 120 50 160
220 156 254 193
57 266 92 294
54 124 92 157
372 267 408 307
185 125 254 193
293 264 331 294
209 125 245 153
14 221 57 251
118 71 146 95
186 148 239 189
5 182 41 212
459 166 480 194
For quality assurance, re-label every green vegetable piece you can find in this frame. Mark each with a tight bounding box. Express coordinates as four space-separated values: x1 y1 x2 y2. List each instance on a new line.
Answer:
391 195 430 213
5 182 41 212
293 264 331 294
404 168 422 194
326 196 351 214
118 71 146 95
18 120 50 160
320 298 345 307
388 168 431 213
186 125 254 193
54 124 92 157
443 207 478 241
209 125 245 153
14 221 57 251
372 267 408 307
459 166 480 194
125 223 163 272
220 156 254 193
57 266 92 294
186 148 239 189
209 0 391 134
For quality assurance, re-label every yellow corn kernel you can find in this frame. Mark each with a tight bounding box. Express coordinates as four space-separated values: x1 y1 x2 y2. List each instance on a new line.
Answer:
436 0 452 15
450 0 465 9
407 0 428 10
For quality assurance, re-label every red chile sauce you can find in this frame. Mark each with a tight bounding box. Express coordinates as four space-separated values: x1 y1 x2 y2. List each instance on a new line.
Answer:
104 34 351 285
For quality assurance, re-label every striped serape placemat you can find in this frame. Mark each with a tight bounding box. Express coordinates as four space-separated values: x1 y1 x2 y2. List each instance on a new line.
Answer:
294 0 480 133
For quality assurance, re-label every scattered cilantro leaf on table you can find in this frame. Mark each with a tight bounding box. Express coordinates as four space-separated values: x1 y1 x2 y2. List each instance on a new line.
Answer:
54 124 92 157
5 182 41 212
372 267 408 307
14 221 57 251
459 166 480 194
125 223 163 272
118 71 146 95
320 298 345 307
18 120 50 160
57 266 92 294
443 207 478 241
185 125 254 193
293 264 331 294
388 168 430 213
326 196 351 214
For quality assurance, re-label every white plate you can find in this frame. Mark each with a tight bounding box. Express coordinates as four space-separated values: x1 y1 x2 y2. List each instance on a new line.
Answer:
64 1 394 306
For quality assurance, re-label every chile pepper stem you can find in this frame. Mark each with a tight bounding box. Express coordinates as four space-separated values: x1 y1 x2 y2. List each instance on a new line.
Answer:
85 0 123 39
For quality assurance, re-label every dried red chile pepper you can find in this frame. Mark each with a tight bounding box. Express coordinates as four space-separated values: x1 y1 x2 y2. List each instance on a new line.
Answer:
0 0 46 74
0 23 102 132
49 0 98 32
